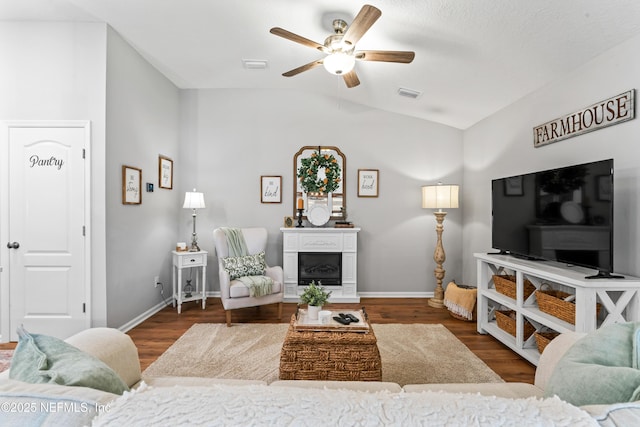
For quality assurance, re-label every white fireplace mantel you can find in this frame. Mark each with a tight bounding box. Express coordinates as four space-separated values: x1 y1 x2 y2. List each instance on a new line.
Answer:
280 227 361 303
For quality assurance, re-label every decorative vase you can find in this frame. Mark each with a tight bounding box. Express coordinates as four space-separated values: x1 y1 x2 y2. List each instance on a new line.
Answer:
307 304 322 320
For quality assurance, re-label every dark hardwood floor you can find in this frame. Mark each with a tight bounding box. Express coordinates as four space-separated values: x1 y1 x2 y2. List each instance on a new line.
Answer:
1 297 536 383
126 297 536 384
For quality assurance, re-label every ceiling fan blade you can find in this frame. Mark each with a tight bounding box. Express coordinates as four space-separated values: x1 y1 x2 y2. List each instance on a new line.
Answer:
355 50 415 63
343 70 360 88
282 59 324 77
342 5 382 47
270 27 326 51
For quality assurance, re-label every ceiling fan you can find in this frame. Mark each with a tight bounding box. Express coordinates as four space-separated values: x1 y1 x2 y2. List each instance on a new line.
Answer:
270 4 415 88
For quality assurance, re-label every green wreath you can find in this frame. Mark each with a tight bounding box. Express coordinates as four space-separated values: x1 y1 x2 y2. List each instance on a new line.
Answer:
297 150 341 194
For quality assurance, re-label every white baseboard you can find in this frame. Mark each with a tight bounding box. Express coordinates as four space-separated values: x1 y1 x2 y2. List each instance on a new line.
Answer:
210 291 432 299
207 291 433 302
358 292 433 298
118 298 173 333
117 291 435 333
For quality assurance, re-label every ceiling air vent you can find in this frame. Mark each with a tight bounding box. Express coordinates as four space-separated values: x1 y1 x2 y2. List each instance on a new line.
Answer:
397 87 421 99
242 59 268 70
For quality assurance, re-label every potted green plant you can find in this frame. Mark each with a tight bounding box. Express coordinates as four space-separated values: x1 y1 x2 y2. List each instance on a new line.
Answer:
300 280 331 320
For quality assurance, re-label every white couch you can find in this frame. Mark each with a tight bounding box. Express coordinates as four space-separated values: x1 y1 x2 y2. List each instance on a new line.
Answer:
1 327 639 426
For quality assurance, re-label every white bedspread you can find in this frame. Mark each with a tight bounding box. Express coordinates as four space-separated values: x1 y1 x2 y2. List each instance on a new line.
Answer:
92 382 597 426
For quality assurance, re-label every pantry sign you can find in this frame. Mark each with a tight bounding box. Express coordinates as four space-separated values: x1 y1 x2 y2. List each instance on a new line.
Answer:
533 90 635 147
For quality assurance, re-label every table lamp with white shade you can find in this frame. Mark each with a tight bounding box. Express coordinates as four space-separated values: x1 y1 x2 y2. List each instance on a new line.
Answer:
183 189 206 252
422 183 459 308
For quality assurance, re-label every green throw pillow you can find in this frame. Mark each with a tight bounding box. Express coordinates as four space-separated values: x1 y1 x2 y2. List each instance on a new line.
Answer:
222 251 267 280
545 321 640 406
9 327 129 395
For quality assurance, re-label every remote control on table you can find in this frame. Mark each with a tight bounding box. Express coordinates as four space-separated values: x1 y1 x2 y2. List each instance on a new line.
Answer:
341 313 359 323
333 316 351 325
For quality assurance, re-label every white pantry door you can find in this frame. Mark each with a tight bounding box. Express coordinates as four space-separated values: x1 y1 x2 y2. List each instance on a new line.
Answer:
1 121 90 341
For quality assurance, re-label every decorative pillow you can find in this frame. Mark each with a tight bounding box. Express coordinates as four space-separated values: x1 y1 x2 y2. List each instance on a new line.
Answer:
545 321 640 406
9 327 129 395
222 251 267 280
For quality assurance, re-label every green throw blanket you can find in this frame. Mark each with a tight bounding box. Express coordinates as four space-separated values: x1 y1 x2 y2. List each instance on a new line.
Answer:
221 228 273 297
545 321 640 406
237 275 273 298
221 227 249 257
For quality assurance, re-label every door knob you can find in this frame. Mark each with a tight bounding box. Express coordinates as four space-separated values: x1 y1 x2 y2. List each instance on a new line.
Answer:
6 242 19 249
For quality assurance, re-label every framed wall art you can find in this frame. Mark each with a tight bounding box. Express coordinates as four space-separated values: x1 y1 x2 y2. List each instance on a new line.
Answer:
261 175 282 203
358 169 379 197
122 165 142 205
159 155 173 189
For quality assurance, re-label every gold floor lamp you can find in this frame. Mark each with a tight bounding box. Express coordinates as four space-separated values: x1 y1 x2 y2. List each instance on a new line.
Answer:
422 183 459 308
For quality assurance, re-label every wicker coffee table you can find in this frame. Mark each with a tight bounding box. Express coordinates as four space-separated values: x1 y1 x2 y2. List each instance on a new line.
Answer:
279 312 382 381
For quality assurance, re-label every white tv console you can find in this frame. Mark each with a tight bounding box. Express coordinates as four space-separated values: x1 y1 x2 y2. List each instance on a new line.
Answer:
475 253 640 366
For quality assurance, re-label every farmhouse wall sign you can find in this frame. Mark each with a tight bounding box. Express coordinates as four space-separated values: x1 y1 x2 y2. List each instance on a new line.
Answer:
533 89 635 147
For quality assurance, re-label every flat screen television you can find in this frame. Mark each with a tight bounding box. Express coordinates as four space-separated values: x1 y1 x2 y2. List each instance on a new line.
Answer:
491 159 619 279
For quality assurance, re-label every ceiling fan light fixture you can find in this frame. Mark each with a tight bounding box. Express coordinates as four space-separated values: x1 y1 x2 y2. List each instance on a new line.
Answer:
271 4 413 88
323 52 355 75
324 34 354 52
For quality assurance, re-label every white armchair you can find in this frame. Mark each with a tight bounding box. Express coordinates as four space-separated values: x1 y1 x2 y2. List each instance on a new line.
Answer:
213 227 284 326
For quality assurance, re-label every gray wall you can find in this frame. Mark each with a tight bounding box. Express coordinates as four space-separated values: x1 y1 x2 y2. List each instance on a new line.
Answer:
462 32 640 284
105 28 181 328
0 22 109 333
179 89 464 296
0 23 183 332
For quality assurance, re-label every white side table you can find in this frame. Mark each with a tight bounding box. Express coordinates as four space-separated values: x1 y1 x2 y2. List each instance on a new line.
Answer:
172 250 207 314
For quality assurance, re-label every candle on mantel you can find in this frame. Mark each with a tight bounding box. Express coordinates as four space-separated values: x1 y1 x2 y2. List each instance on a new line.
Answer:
297 198 304 210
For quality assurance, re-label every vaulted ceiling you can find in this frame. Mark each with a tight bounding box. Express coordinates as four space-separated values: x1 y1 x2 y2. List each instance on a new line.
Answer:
3 0 640 129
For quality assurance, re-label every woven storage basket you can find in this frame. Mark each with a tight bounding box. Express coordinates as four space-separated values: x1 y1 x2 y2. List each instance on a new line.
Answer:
279 315 382 381
536 289 601 325
493 275 536 300
536 289 574 323
495 310 535 340
534 331 560 354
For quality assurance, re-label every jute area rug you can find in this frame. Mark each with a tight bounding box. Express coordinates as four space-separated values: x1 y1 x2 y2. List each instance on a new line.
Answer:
143 323 502 386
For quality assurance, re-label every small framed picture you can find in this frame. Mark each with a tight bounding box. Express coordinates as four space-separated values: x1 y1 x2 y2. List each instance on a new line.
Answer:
284 216 294 228
358 169 379 197
159 156 173 189
504 176 523 196
122 165 142 205
261 175 282 203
